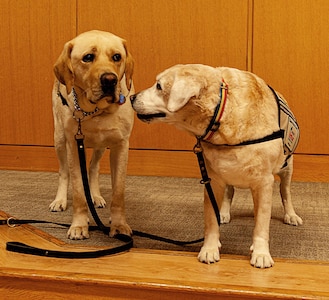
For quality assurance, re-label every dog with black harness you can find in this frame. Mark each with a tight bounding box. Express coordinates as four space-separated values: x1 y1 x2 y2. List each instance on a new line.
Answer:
131 64 303 268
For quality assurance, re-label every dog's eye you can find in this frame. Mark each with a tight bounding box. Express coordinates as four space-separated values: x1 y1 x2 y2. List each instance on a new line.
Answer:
112 53 121 62
156 82 162 90
82 54 95 63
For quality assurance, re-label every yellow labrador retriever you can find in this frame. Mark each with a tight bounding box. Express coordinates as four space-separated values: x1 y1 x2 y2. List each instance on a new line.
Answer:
49 30 134 240
131 64 302 268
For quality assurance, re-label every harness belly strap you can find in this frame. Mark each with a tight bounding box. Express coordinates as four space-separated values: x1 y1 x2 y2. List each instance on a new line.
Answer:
230 130 284 147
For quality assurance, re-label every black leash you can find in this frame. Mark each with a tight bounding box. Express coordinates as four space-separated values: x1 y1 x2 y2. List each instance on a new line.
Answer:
4 126 134 258
3 119 204 258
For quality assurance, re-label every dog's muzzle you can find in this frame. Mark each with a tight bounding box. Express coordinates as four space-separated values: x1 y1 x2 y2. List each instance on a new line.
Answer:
130 94 166 122
88 72 119 105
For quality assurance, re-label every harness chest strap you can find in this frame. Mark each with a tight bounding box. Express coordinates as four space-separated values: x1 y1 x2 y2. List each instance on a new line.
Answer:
198 80 228 141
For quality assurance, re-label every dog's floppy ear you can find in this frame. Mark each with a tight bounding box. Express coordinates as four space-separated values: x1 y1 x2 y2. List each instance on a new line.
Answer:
123 41 134 91
53 42 74 94
167 77 203 112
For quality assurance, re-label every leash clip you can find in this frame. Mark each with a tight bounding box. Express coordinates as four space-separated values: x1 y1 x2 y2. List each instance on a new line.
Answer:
200 178 211 185
75 117 85 140
73 109 85 122
193 138 203 154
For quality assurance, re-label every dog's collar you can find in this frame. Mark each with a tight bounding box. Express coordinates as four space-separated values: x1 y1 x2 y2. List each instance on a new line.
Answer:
72 88 101 120
57 85 126 121
195 80 284 147
195 80 285 150
197 79 228 141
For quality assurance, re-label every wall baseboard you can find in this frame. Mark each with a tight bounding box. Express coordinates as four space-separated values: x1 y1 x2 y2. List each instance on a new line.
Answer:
0 145 328 182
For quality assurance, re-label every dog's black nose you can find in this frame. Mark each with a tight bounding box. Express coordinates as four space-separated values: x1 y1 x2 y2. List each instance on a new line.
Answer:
101 73 117 94
130 94 137 104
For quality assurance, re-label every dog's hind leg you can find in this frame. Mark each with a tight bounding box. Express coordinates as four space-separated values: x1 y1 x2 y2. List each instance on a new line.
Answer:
278 156 303 226
89 148 107 208
250 176 274 268
49 131 69 212
108 141 132 237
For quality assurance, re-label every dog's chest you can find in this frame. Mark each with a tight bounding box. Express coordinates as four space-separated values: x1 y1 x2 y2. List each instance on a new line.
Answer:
67 113 132 148
83 127 124 147
203 140 283 187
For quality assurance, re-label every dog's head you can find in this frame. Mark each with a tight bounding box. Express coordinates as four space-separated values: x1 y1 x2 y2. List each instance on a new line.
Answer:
131 64 218 135
54 30 134 112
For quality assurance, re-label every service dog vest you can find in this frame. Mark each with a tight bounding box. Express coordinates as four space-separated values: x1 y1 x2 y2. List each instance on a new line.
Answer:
268 86 300 155
198 81 300 161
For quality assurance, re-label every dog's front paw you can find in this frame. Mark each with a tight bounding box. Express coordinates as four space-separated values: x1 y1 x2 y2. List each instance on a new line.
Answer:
198 242 221 264
110 222 132 237
250 244 274 268
93 195 107 208
284 213 303 226
67 225 89 240
220 212 231 224
67 215 90 240
49 199 67 212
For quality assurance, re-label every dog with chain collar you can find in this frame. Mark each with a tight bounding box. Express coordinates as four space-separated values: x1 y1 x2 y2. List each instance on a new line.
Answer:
49 30 135 240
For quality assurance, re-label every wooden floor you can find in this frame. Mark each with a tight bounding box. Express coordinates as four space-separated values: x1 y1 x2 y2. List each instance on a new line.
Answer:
1 211 328 300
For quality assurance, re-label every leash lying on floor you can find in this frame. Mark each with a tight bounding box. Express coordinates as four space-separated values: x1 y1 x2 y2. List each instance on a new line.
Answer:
2 118 217 259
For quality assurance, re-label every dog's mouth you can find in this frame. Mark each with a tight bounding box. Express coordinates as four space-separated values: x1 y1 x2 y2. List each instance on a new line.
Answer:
137 112 166 122
89 94 112 104
89 99 98 105
89 90 123 105
88 96 111 107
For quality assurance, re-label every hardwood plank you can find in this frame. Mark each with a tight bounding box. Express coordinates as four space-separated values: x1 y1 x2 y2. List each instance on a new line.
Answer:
0 211 328 299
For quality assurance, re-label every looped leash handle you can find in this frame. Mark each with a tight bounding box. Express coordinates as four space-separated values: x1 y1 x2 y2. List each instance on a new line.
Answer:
4 120 205 258
4 133 205 257
3 217 70 228
6 237 133 259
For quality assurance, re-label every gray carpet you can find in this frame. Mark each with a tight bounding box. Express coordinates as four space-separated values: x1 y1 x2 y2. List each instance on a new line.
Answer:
1 170 328 261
